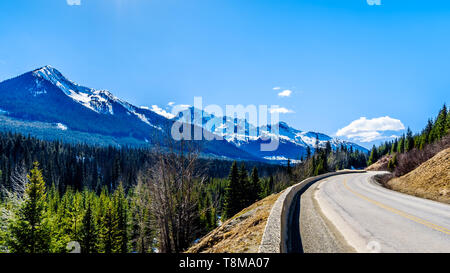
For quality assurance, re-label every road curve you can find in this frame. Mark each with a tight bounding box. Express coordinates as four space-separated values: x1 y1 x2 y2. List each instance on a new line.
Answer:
302 171 450 253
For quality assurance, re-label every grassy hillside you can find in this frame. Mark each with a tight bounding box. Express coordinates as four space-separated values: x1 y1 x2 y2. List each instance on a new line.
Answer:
186 192 281 253
387 148 450 204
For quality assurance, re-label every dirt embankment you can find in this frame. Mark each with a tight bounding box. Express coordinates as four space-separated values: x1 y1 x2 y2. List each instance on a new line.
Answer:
186 193 281 253
365 155 392 171
387 148 450 204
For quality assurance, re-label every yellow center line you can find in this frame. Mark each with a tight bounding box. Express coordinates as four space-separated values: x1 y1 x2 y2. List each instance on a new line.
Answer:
343 179 450 236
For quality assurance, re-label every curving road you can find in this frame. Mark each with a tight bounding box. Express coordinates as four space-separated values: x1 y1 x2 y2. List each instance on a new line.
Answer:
300 172 450 253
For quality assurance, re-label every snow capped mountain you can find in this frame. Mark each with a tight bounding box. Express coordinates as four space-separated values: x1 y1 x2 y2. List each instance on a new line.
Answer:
30 65 176 133
0 66 174 141
32 66 153 123
0 66 368 162
32 66 111 114
172 107 368 161
0 66 260 161
141 105 176 119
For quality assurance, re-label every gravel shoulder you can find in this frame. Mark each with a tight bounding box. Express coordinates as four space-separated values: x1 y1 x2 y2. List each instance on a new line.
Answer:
299 181 355 253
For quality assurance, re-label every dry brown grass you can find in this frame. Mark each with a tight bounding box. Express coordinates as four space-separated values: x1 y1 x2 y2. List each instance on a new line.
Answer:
365 154 392 171
387 148 450 204
185 192 281 253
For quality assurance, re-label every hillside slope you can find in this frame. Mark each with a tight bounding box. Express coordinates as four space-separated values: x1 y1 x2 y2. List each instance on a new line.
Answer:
365 154 391 171
387 148 450 204
186 193 281 253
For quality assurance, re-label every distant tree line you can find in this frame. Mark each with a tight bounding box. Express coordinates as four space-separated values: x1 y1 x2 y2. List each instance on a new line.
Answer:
222 162 274 218
0 132 282 194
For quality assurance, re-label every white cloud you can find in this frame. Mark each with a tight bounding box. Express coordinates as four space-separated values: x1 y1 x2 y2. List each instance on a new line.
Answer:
168 102 175 106
336 116 405 142
273 87 281 90
278 89 292 97
67 0 81 6
270 107 294 114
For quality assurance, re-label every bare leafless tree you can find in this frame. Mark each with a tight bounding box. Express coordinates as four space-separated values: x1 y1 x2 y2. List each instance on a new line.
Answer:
1 161 28 201
0 161 29 253
138 142 205 253
130 177 154 253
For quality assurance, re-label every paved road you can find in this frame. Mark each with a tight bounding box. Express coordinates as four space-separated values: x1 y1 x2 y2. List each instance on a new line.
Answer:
302 172 450 253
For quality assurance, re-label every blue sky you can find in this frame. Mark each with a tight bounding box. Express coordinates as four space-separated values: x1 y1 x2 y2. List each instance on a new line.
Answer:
0 0 449 148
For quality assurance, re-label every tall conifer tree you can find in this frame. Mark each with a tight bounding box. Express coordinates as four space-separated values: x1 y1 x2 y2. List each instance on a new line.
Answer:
7 162 52 253
223 162 240 219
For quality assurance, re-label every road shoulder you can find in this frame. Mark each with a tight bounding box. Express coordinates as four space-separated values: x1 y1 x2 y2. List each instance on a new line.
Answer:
300 181 355 253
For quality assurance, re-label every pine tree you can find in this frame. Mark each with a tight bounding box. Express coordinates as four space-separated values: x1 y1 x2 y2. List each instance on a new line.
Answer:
421 119 433 148
306 146 311 159
99 202 117 253
239 163 251 207
79 198 98 253
446 110 450 135
268 175 274 193
223 162 240 219
68 191 83 241
203 195 212 230
209 205 217 231
200 194 216 232
367 145 379 165
433 104 448 140
250 167 260 203
405 127 414 152
7 162 52 253
113 183 128 253
397 135 405 154
390 139 398 154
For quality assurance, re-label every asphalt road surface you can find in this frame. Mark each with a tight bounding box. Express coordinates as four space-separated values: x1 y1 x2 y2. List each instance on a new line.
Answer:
300 172 450 253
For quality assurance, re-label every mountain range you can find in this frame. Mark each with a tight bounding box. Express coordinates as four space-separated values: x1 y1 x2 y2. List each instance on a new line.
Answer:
0 66 368 162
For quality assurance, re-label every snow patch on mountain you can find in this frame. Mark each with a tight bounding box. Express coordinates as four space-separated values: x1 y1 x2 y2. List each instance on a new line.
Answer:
56 123 68 131
264 156 302 164
145 105 175 119
33 66 126 115
171 106 368 155
29 66 171 132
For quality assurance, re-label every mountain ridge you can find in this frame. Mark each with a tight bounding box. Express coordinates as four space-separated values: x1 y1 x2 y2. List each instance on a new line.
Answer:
0 66 368 162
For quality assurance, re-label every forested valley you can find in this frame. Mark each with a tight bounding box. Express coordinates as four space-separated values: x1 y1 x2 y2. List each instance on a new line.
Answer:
0 130 368 253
